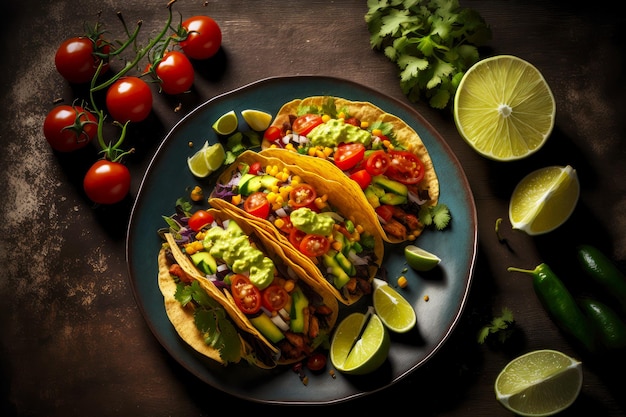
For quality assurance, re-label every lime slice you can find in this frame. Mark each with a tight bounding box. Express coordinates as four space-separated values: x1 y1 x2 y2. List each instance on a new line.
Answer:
453 55 556 161
212 110 238 135
372 278 416 333
404 245 441 271
187 141 226 178
330 308 390 375
495 349 583 416
509 165 579 235
241 109 273 131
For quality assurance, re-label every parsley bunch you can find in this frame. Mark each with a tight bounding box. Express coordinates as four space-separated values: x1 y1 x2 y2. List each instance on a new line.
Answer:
365 0 491 109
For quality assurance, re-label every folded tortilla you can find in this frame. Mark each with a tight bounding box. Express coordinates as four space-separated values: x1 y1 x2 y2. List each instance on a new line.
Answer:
158 208 339 367
209 150 384 305
261 96 439 243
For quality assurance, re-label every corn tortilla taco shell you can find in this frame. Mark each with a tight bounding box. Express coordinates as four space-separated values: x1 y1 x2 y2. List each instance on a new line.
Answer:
209 150 384 305
262 96 439 243
161 208 339 366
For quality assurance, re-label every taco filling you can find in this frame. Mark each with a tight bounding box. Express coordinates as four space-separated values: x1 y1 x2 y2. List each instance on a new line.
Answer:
261 96 440 243
210 151 383 305
158 201 338 367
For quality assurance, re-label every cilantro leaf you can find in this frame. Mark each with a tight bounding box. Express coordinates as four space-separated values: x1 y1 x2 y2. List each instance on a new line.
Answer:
477 307 515 344
365 0 491 109
418 203 451 230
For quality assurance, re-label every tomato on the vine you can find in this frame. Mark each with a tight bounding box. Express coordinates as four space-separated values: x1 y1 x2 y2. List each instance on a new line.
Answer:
230 274 262 315
261 285 289 312
55 37 109 84
334 142 365 171
243 192 270 219
386 150 425 184
188 210 215 232
292 114 323 136
105 77 153 123
83 159 131 205
180 15 222 60
43 105 97 152
299 234 330 257
289 184 317 208
154 51 194 95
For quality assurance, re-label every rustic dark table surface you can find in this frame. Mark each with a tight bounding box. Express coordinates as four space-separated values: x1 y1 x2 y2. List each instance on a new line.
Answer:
2 0 625 415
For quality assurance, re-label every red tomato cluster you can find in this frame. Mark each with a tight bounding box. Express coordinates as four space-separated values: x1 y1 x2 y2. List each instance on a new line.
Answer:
44 13 223 205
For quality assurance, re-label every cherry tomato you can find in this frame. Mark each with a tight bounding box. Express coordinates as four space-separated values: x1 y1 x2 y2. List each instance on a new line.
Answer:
334 142 365 171
180 15 222 60
83 160 131 205
243 192 270 219
230 274 261 315
43 105 97 152
105 77 153 123
349 169 372 190
289 184 317 208
365 150 391 176
261 285 290 311
299 234 331 257
248 161 262 175
154 51 194 95
375 205 394 222
188 210 215 232
263 126 283 142
55 37 109 84
289 228 306 248
386 150 425 184
306 352 327 372
292 114 323 136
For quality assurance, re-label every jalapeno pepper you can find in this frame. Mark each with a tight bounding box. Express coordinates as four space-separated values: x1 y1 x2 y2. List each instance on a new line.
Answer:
576 244 626 314
578 297 626 350
508 263 596 352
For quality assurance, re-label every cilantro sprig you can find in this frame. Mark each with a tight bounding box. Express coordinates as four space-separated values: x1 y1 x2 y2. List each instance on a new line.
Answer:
477 307 515 345
365 0 491 109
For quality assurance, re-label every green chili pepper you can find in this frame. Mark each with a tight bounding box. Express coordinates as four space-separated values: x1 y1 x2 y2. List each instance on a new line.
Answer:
508 263 596 352
578 297 626 350
576 244 626 313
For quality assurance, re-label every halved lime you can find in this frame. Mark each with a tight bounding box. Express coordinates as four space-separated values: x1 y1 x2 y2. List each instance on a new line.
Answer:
495 349 583 416
454 55 556 161
404 245 441 271
241 109 273 131
509 165 579 235
212 110 238 135
187 141 226 178
372 278 416 333
330 308 390 375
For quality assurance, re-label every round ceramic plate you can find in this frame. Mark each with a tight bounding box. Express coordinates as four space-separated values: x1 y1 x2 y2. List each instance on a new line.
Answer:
126 76 477 404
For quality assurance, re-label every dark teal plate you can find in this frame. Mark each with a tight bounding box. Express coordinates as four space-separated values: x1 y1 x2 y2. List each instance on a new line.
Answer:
126 76 477 405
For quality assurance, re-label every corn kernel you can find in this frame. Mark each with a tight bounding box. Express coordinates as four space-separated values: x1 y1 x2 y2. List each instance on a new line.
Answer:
360 121 369 129
266 192 277 204
337 111 345 119
372 128 382 137
332 241 342 252
285 143 295 151
322 114 331 122
397 276 408 288
291 175 301 185
423 295 430 302
274 218 285 229
190 185 203 202
315 149 327 159
323 147 333 156
283 279 296 292
308 147 317 156
231 194 242 205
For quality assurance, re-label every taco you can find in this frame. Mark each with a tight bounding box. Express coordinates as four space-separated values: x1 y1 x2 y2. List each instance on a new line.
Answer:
158 204 339 368
261 96 439 244
209 150 384 305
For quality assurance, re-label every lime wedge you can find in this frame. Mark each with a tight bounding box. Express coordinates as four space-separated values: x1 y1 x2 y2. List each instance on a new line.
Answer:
404 245 441 271
212 110 238 135
330 307 389 375
495 349 583 416
372 278 416 333
241 109 273 131
187 141 226 178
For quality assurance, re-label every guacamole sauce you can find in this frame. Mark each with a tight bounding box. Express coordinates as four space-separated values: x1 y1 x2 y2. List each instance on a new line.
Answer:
203 221 274 290
308 118 372 148
290 207 335 236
